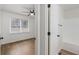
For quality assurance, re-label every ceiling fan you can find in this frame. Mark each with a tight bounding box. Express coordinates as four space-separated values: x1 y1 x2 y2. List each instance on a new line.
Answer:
22 7 35 16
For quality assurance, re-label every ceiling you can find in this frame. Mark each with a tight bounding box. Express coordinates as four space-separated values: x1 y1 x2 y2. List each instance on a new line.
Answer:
1 4 35 16
1 4 79 15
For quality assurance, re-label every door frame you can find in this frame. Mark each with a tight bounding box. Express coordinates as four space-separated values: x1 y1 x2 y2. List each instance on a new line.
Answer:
35 4 62 55
35 4 41 55
45 4 48 55
35 4 49 55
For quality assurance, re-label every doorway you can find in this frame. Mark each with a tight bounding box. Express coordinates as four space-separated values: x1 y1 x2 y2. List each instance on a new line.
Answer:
0 4 36 55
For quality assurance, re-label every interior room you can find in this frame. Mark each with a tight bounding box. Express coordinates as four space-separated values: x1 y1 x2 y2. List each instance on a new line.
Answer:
60 4 79 55
0 4 36 55
0 4 79 55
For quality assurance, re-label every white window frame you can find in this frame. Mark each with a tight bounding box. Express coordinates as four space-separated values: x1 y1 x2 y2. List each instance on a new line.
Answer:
10 17 29 33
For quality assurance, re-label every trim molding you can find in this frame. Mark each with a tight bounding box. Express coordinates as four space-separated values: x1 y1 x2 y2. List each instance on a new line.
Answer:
62 42 79 55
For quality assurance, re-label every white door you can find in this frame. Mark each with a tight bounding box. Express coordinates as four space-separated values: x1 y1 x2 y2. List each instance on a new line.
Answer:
49 4 62 55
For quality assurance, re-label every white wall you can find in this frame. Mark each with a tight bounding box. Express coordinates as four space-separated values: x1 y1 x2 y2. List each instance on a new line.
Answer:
1 10 35 44
63 18 79 45
62 8 79 54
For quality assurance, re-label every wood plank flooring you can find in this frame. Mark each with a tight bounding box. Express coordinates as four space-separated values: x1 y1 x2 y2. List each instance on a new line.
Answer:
1 38 35 55
0 38 77 55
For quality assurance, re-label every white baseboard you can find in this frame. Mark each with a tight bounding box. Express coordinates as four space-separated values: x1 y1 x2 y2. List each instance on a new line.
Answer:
62 42 79 54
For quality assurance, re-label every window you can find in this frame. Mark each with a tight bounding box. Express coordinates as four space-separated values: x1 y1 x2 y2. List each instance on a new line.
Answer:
10 17 29 33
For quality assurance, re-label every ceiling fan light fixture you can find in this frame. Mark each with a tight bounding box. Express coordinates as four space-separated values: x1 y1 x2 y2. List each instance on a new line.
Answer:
30 10 35 16
30 13 34 16
22 8 35 16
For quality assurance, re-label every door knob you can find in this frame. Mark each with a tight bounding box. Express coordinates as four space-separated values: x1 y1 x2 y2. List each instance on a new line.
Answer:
0 37 3 40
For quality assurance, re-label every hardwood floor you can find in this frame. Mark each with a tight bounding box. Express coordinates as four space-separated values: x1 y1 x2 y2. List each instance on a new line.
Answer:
1 38 77 55
1 38 35 55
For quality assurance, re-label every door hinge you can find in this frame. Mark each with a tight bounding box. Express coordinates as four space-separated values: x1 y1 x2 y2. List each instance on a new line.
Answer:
0 37 3 40
48 32 51 36
48 4 51 8
57 35 60 37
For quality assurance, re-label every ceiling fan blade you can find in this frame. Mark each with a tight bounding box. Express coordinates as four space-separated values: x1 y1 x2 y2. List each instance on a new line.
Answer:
22 11 29 13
